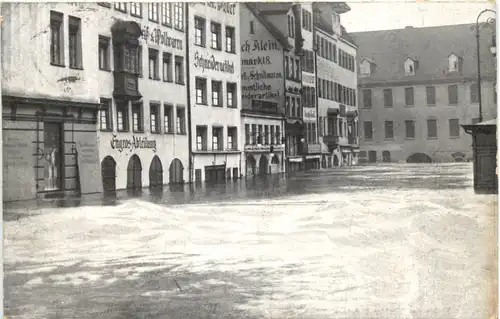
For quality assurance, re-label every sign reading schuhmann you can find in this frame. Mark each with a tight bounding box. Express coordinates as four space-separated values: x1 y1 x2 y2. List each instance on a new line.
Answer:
110 134 157 153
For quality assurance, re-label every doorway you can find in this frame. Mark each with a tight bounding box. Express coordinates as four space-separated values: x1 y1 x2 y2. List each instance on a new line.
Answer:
101 156 116 192
43 122 63 191
127 154 142 189
205 164 226 184
169 158 184 184
149 155 163 188
259 155 269 176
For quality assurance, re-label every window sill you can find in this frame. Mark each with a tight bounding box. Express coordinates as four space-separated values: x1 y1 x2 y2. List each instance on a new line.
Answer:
117 129 129 133
449 136 460 139
211 46 222 51
227 105 237 109
196 102 208 106
195 43 206 48
212 104 223 108
149 77 161 81
133 130 145 134
100 67 112 72
165 131 175 135
131 13 142 18
51 62 65 68
175 81 185 86
69 66 83 71
163 79 173 83
405 137 415 140
115 8 127 13
151 131 161 135
384 138 395 141
176 132 187 135
162 22 172 28
427 104 436 107
225 50 236 54
427 137 438 140
149 19 159 24
404 105 415 107
100 129 113 132
174 27 184 32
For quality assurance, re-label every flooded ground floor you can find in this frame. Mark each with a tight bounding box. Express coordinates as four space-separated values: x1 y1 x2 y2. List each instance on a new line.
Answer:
3 163 498 319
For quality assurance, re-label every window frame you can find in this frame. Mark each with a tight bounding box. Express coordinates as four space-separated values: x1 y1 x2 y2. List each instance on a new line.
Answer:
173 3 184 31
50 11 64 66
426 86 436 106
196 125 207 151
211 80 223 107
164 104 174 134
132 102 144 133
130 2 142 17
195 77 207 105
225 26 235 53
383 88 393 107
448 84 458 105
116 101 129 132
449 118 460 138
161 2 172 27
227 82 237 108
162 52 172 82
363 121 373 140
194 16 206 47
99 98 113 132
210 21 222 50
148 3 159 23
174 55 184 85
148 48 160 80
114 2 127 13
362 89 372 108
405 120 415 139
427 119 438 139
404 87 415 106
384 120 394 139
176 106 186 134
68 16 82 69
150 103 160 134
98 35 110 71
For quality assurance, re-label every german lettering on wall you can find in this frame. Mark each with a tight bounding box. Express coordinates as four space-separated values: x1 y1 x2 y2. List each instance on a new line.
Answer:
141 25 183 50
194 52 235 74
198 2 237 15
241 39 282 103
110 134 157 153
303 107 317 123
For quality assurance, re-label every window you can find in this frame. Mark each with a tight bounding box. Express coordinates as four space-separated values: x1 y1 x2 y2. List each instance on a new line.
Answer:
449 54 459 72
405 87 414 106
116 101 129 132
448 84 458 105
227 127 237 150
276 125 281 144
362 89 372 108
226 26 235 53
150 103 160 133
195 77 207 104
264 125 269 144
174 56 184 84
405 120 415 139
295 59 300 80
302 9 311 31
132 103 143 132
364 121 372 140
211 22 222 50
98 3 111 8
227 82 237 108
426 86 436 105
250 21 255 34
114 2 126 12
162 53 172 82
161 3 171 26
251 124 257 144
173 3 183 30
130 3 142 17
270 126 275 144
99 98 112 131
212 81 222 106
50 11 64 65
404 59 415 75
99 36 110 71
311 123 317 143
427 119 437 138
385 121 394 139
383 88 393 107
449 119 460 137
470 82 479 103
245 124 250 145
148 48 159 80
68 16 82 69
287 15 295 38
196 126 207 150
212 127 223 150
194 17 206 46
176 107 186 134
148 3 159 22
164 104 173 133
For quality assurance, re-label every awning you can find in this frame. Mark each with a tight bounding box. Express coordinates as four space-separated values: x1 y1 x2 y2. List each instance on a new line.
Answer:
346 110 358 117
327 108 339 115
306 155 321 159
288 157 303 163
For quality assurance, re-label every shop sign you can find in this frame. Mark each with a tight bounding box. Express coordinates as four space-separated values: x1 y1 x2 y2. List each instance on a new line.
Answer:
197 2 237 15
303 107 316 122
302 74 315 86
110 134 157 153
194 51 235 74
140 25 183 50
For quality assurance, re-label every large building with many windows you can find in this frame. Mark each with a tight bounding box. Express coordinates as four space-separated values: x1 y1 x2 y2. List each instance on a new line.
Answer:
352 24 497 163
95 2 188 192
313 2 359 168
2 3 102 201
188 3 242 183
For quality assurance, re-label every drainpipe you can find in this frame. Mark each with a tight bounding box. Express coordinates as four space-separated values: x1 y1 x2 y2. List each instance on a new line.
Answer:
314 33 320 167
185 3 193 184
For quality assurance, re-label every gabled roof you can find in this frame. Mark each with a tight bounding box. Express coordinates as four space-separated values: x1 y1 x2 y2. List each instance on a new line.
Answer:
245 3 291 50
352 23 496 84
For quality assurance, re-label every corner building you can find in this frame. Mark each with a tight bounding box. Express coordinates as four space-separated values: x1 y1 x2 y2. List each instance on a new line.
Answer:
2 3 102 201
187 3 242 183
95 2 188 192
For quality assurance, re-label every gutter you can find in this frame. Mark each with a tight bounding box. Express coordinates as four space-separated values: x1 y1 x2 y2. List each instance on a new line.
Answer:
185 4 193 183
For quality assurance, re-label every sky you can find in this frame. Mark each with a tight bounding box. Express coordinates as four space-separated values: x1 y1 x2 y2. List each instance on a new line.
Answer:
341 0 497 32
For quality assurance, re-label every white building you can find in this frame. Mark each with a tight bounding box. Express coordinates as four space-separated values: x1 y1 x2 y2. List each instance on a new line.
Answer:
95 2 188 192
187 3 242 183
313 2 360 167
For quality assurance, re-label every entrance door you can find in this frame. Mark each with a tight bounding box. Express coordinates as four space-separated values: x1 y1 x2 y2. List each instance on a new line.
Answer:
149 156 163 188
127 155 142 189
169 158 184 184
368 151 377 163
44 122 62 191
259 155 269 176
101 156 116 192
205 165 226 184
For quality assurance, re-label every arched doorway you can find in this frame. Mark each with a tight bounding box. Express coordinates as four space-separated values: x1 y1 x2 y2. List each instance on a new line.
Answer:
270 154 280 174
246 155 256 176
101 156 116 193
127 154 142 189
407 153 432 163
149 156 163 188
259 155 269 175
169 158 184 184
333 155 340 167
382 151 391 163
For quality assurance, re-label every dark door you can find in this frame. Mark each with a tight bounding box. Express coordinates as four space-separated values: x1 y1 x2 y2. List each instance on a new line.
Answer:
205 165 226 183
149 156 163 188
382 151 391 163
169 158 184 184
368 151 377 163
127 155 142 189
101 156 116 192
44 122 63 191
259 155 269 176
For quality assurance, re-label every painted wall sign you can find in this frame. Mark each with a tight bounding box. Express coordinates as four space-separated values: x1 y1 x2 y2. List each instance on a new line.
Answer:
110 134 157 153
141 26 183 50
193 52 235 74
303 107 317 122
302 73 316 86
241 40 281 53
199 2 237 15
242 82 280 101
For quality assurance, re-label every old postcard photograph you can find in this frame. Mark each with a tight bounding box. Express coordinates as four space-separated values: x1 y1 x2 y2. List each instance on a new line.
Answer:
1 0 498 318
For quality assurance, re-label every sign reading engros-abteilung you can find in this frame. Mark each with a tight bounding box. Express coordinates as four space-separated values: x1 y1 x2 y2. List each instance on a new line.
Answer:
110 134 157 153
193 52 235 74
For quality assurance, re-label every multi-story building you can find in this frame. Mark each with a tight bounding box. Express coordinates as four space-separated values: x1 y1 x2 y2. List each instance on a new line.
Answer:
96 2 188 192
352 24 497 163
187 3 242 183
313 2 359 167
2 3 102 201
240 4 287 177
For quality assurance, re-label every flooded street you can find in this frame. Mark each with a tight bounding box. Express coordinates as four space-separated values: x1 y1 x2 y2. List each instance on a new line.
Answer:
4 163 498 319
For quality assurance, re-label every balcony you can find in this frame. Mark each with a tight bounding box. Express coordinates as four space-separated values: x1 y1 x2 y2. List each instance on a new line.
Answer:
113 71 141 101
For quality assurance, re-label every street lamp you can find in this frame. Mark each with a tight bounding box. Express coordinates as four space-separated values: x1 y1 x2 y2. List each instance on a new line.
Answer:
476 9 496 124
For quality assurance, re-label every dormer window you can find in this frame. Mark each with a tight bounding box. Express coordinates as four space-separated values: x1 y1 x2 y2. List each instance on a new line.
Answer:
448 53 459 72
404 57 416 75
360 59 371 76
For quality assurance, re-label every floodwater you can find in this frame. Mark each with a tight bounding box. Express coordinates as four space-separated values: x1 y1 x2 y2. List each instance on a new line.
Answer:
4 163 498 319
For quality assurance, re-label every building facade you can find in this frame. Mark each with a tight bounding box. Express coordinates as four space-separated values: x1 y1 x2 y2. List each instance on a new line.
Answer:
187 3 242 183
313 2 359 168
95 2 189 192
352 24 497 163
2 3 102 201
240 4 287 177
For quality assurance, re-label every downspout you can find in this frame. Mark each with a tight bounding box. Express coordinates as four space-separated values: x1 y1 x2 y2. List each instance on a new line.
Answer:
283 48 287 173
185 3 193 184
